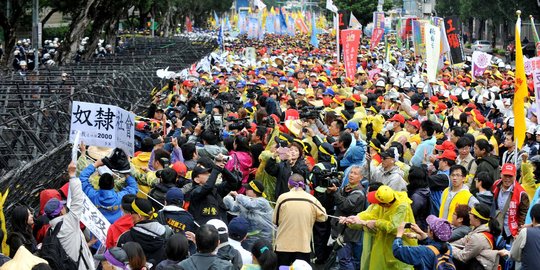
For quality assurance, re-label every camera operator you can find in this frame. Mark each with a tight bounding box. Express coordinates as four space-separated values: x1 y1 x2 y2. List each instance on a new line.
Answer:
187 123 228 161
310 141 338 265
327 165 367 269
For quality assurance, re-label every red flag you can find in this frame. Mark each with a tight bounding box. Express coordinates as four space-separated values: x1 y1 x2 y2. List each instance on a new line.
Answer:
186 17 193 32
341 29 362 80
370 28 384 50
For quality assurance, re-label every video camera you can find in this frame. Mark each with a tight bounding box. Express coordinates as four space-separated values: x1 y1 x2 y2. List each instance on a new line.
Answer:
318 170 343 188
299 106 324 120
228 117 251 131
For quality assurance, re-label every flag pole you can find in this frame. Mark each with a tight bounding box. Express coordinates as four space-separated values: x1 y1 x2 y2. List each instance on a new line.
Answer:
336 12 340 64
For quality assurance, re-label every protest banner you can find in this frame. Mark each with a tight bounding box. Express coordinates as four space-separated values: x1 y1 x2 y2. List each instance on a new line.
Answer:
531 57 540 112
444 16 465 63
412 20 427 59
370 28 384 50
341 29 362 80
248 17 259 39
70 101 135 156
425 24 441 83
245 47 257 65
67 190 111 244
373 12 385 29
472 51 493 78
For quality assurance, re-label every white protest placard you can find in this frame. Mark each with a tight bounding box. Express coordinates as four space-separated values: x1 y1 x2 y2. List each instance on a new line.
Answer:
70 101 135 156
245 47 256 66
67 191 111 244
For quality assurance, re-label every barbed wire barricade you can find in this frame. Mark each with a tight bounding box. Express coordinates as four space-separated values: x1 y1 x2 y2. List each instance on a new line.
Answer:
0 36 218 214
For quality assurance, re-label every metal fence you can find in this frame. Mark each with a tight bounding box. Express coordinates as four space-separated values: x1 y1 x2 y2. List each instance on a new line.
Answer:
0 35 217 214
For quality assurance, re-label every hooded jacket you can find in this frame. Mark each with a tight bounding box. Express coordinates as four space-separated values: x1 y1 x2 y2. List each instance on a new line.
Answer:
116 220 168 265
48 176 95 270
223 194 273 247
474 154 500 183
353 191 417 270
80 164 138 224
105 214 133 249
149 182 176 211
225 151 253 192
451 224 500 270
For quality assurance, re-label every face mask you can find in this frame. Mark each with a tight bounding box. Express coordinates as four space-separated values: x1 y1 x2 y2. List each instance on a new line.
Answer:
385 122 394 130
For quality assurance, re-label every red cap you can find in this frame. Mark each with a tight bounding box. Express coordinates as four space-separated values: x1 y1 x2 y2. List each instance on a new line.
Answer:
171 162 187 177
322 97 333 107
228 112 239 119
182 80 193 87
437 150 457 161
501 163 516 176
435 141 456 151
351 94 362 104
248 122 258 133
430 96 439 104
136 121 147 131
388 114 405 124
407 119 421 130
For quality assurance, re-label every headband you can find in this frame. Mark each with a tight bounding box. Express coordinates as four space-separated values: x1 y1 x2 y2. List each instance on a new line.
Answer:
288 178 305 189
318 145 337 166
104 250 128 269
470 207 490 221
369 141 381 152
131 201 158 220
249 181 267 198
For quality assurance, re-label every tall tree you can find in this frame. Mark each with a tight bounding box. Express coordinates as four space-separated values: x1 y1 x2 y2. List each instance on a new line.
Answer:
0 0 32 69
333 0 394 26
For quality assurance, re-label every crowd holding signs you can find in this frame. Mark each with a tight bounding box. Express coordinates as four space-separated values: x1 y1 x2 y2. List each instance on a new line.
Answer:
3 3 540 270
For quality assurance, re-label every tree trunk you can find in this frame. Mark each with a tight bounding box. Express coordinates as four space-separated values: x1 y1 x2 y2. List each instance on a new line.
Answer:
468 17 474 44
1 28 16 70
161 3 174 37
41 8 59 26
478 19 485 41
58 0 102 65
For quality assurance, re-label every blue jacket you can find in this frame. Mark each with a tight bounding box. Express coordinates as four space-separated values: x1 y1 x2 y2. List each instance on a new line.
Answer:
392 237 452 270
80 164 138 224
526 186 540 224
410 137 436 167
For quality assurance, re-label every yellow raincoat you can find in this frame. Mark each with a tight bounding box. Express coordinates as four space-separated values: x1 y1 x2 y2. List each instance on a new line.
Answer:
351 192 417 270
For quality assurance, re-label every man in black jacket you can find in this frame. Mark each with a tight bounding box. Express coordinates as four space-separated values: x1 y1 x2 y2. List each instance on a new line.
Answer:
327 165 366 269
188 163 240 224
149 167 178 211
117 198 170 266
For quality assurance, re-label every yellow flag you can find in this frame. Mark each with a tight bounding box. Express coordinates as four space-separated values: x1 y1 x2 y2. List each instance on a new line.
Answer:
0 188 10 256
514 12 527 149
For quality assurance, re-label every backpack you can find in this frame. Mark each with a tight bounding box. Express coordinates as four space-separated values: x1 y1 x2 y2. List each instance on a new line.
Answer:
427 245 456 270
38 220 87 270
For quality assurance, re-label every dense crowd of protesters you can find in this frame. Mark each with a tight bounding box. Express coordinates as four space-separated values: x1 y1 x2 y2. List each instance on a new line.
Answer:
1 25 540 270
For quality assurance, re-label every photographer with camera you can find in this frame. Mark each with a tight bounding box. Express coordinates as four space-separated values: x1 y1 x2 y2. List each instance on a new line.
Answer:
327 165 367 269
309 141 338 264
265 137 309 200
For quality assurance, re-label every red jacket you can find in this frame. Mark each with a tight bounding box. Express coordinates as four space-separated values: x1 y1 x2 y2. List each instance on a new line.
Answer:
105 215 134 248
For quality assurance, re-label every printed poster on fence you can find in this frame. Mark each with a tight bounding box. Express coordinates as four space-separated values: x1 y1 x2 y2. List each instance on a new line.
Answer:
70 101 135 156
341 29 361 80
531 57 540 113
472 51 493 79
67 190 111 244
